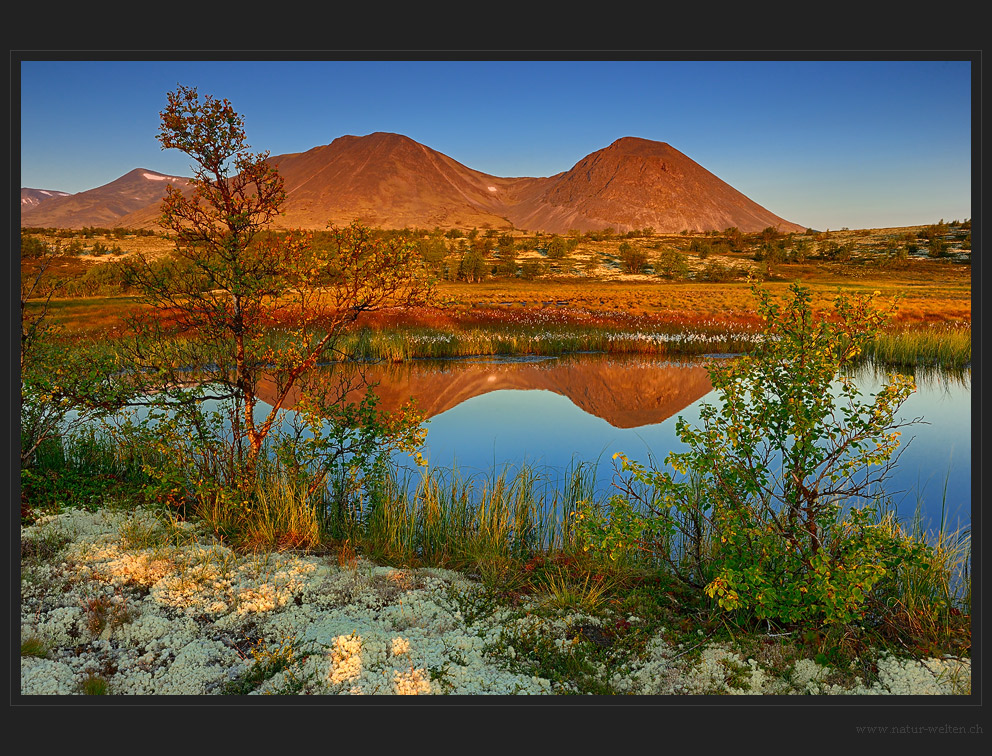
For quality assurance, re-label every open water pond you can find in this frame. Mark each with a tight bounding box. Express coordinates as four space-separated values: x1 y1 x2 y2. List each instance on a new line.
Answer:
314 353 971 536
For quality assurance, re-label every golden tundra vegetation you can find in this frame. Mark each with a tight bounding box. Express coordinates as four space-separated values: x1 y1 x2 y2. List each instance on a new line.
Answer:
20 220 971 337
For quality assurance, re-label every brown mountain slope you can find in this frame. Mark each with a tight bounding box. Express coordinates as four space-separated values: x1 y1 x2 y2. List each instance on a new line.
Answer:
20 169 191 229
502 137 805 234
268 132 519 230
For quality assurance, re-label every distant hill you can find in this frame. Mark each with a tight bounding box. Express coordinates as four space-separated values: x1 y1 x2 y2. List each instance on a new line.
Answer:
20 169 191 229
21 187 72 213
24 136 804 233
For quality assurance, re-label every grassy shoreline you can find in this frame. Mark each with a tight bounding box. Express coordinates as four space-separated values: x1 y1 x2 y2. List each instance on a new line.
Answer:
19 503 972 696
332 320 971 370
21 427 972 696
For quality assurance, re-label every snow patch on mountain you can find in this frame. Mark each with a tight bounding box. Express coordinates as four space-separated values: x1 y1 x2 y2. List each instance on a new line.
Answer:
21 189 71 206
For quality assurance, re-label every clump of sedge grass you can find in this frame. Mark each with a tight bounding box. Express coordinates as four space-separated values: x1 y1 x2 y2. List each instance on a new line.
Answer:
869 496 972 657
222 637 304 695
536 566 616 614
80 673 109 695
183 461 323 553
20 636 49 659
347 462 597 570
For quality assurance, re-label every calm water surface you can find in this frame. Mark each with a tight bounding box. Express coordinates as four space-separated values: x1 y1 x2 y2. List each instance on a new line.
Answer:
344 354 972 535
113 352 970 536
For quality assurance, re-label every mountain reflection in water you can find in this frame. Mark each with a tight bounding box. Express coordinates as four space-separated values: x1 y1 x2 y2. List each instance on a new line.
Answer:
256 355 969 534
258 353 714 429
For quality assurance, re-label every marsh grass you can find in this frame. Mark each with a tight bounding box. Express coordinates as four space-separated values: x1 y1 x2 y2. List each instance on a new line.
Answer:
868 491 972 656
867 325 971 369
331 316 970 370
342 462 597 570
336 323 759 362
21 428 161 520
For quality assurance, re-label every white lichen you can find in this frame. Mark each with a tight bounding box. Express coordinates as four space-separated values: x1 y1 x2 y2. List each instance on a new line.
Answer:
19 507 971 697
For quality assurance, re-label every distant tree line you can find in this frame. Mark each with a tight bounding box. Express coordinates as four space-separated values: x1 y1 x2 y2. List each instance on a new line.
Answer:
21 226 161 238
22 217 972 299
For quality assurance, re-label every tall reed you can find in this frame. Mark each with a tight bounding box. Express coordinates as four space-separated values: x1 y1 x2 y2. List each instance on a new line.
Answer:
331 462 599 568
880 479 972 646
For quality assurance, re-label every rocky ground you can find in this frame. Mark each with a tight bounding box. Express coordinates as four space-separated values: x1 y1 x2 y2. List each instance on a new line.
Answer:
19 507 971 697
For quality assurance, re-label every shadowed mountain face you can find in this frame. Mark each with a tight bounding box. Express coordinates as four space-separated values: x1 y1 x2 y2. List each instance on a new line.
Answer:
256 356 714 429
20 169 191 228
24 134 803 233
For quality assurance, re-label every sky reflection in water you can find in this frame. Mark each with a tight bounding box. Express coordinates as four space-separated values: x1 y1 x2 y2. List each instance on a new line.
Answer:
389 357 971 535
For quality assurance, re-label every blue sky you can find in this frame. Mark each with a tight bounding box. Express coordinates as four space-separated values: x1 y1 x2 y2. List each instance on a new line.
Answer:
19 58 973 230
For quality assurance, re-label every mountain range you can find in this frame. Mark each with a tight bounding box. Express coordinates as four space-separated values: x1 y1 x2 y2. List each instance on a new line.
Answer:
21 133 804 234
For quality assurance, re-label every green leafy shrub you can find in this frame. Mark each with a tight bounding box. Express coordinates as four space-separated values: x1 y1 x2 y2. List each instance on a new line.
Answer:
698 261 740 282
20 234 50 258
654 249 689 279
576 284 934 627
618 242 648 273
